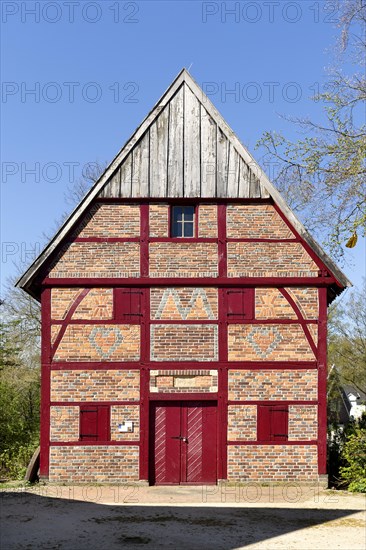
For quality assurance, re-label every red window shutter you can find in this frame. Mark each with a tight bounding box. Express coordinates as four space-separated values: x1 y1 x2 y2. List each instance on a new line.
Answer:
226 289 254 320
97 406 110 441
80 406 98 441
258 405 288 442
80 406 110 441
114 288 143 322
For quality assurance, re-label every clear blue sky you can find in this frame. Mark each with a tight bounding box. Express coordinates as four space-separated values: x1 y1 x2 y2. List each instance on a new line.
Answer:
1 1 365 297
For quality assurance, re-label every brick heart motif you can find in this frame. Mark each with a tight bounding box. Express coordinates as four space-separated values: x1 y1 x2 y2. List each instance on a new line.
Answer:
88 326 124 359
247 326 283 358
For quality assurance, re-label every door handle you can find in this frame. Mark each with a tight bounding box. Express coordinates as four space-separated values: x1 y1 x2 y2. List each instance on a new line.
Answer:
171 436 188 442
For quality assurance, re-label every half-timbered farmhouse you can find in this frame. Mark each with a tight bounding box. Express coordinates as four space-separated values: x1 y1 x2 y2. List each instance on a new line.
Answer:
18 69 351 485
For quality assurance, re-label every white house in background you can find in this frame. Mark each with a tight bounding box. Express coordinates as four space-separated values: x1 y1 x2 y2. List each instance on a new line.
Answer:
344 386 366 420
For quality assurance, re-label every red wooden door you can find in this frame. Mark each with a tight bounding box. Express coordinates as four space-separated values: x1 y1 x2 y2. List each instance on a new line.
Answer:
150 401 217 484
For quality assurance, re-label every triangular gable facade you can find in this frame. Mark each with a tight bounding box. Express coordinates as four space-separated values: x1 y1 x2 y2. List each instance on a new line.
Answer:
17 69 351 299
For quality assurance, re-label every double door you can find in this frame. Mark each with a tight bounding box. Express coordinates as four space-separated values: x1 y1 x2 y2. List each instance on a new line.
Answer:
149 401 217 484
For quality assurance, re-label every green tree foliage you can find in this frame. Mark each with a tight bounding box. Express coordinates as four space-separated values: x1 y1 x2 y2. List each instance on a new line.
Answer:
257 0 366 258
340 421 366 492
328 281 366 395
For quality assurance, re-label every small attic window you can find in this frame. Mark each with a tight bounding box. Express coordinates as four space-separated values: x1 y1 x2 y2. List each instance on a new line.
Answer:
171 206 195 237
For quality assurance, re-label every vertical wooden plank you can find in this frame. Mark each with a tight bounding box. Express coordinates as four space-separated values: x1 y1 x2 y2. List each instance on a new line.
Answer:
107 169 121 198
238 158 250 198
260 181 270 198
132 131 149 197
167 85 184 197
217 127 228 197
227 144 240 198
184 85 201 197
119 153 132 198
200 107 216 197
150 106 169 197
250 173 261 198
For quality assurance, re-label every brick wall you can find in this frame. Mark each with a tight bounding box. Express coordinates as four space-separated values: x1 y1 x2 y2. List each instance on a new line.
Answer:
149 204 169 237
289 405 318 441
228 324 315 361
150 370 218 393
228 370 318 401
110 405 140 441
287 288 319 319
48 242 140 278
75 203 140 238
150 288 218 320
228 405 257 440
50 406 79 442
151 324 218 361
49 446 139 482
51 288 114 320
227 445 318 481
50 370 140 402
52 324 140 361
227 204 294 239
227 242 319 278
149 243 218 278
198 204 217 237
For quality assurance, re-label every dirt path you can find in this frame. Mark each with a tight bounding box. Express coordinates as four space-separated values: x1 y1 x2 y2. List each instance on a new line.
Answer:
1 484 365 549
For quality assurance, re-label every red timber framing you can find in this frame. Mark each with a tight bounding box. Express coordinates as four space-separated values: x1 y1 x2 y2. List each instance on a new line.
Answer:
39 200 338 481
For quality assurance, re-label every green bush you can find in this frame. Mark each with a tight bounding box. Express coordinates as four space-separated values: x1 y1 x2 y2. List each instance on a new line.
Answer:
339 426 366 493
0 444 38 480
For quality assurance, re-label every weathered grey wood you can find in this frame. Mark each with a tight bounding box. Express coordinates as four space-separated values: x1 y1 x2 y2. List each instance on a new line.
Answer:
184 85 201 197
167 86 184 197
132 131 149 197
217 127 229 198
150 105 169 197
108 169 121 198
119 154 133 197
227 144 240 198
200 106 216 197
260 180 270 198
238 158 250 197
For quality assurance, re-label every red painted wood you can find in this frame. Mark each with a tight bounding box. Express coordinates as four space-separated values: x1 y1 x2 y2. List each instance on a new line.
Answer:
74 237 140 242
228 400 317 405
79 405 110 441
149 237 217 243
50 318 317 326
50 361 317 370
257 405 288 442
149 401 217 485
140 203 149 277
149 393 218 401
217 204 227 278
114 288 143 323
43 276 337 287
50 441 139 446
40 288 51 478
139 367 150 481
226 288 254 321
51 401 139 406
227 441 318 446
278 288 318 355
318 287 328 474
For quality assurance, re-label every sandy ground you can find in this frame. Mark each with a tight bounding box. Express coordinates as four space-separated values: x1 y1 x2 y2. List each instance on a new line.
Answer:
1 484 365 549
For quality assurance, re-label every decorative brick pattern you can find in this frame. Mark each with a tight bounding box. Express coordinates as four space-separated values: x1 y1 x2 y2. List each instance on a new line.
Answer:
150 369 218 393
53 324 140 361
198 204 217 237
286 287 319 319
228 324 315 361
289 405 318 441
149 243 218 278
49 446 139 482
50 406 79 442
74 203 140 238
228 405 257 441
51 370 140 402
151 324 218 361
110 405 140 441
228 369 318 401
51 288 114 320
227 204 294 239
151 288 218 320
149 204 169 237
227 242 319 278
255 289 297 319
48 242 140 278
227 445 318 481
